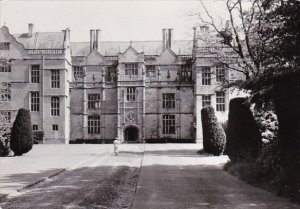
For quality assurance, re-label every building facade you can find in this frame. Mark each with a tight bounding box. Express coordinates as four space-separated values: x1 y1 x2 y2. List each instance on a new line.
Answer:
0 24 239 144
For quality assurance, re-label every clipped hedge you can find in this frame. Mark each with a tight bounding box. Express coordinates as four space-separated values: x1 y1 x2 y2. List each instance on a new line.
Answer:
201 106 226 156
10 108 33 156
145 138 195 143
69 138 115 144
226 98 262 161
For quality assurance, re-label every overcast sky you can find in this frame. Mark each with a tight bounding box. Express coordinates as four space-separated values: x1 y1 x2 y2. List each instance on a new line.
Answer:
0 0 230 42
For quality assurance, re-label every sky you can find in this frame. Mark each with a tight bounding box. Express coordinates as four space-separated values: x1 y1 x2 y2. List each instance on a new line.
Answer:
0 0 230 42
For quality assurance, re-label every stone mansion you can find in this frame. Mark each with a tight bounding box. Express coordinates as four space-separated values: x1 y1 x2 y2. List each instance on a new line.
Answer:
0 24 241 144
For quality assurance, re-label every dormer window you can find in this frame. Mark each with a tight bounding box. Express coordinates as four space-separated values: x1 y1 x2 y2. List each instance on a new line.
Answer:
125 63 138 76
0 42 10 50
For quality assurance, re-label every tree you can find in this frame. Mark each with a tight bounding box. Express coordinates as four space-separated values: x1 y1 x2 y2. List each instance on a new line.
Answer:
10 108 33 156
198 0 300 199
201 106 226 156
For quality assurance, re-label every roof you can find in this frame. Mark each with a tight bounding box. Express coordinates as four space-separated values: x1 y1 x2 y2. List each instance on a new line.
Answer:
71 40 193 57
14 32 65 49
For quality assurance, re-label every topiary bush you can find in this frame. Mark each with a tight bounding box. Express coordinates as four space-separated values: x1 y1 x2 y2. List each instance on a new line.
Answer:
226 98 262 161
10 108 33 156
201 106 226 156
33 131 44 144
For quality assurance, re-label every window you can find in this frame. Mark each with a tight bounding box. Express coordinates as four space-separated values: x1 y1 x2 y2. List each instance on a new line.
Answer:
216 64 226 82
162 93 175 108
127 87 136 101
125 63 138 75
31 65 40 83
52 124 58 131
202 95 211 107
146 65 156 77
51 97 60 116
0 83 11 101
88 94 100 109
202 67 211 85
51 70 60 88
216 91 226 111
179 65 192 81
88 115 100 134
106 66 116 82
0 42 10 50
1 111 11 123
30 92 40 111
0 59 11 72
162 114 176 134
73 66 84 79
32 125 38 131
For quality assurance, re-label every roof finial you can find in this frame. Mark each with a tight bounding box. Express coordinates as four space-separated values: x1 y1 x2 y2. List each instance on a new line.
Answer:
130 40 132 46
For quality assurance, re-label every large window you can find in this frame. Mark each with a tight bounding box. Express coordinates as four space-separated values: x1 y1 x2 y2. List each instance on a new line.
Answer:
202 95 211 107
88 115 101 134
51 97 60 116
88 94 101 109
216 91 226 111
30 92 40 111
202 67 211 85
73 66 84 79
127 87 136 101
0 42 10 50
125 63 138 75
162 114 176 134
146 65 156 77
51 70 60 88
0 59 11 72
0 83 11 102
162 93 175 108
216 64 226 82
31 65 40 83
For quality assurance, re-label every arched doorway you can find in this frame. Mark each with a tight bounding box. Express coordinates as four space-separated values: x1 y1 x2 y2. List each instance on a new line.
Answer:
124 126 139 142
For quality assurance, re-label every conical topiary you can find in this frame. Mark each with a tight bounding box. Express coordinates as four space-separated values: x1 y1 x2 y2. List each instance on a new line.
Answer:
201 106 226 156
10 108 33 156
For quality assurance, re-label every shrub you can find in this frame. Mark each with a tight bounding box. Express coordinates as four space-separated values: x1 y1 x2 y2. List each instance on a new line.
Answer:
201 106 226 156
33 131 44 144
0 112 11 157
10 108 33 156
226 98 262 161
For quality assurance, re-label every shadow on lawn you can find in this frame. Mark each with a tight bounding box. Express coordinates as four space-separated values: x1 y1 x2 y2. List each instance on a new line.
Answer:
0 163 298 209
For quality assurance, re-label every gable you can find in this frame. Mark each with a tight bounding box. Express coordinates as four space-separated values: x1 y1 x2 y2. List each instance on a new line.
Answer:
0 26 28 59
119 46 144 63
156 48 177 65
86 50 107 65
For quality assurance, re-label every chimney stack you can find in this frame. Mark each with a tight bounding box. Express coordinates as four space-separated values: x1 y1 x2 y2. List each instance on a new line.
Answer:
28 23 34 37
90 29 101 52
90 30 94 52
96 29 101 52
162 28 173 51
200 25 209 33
